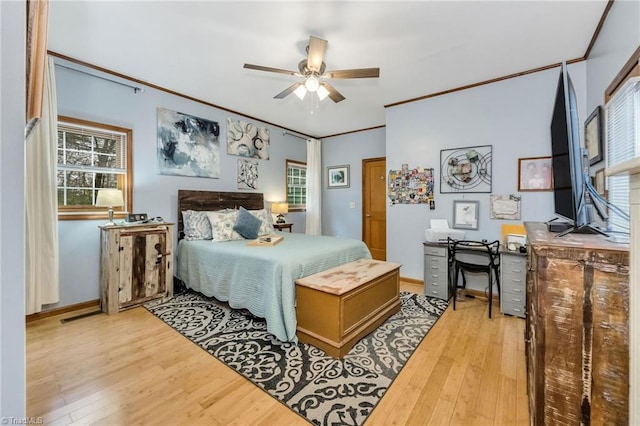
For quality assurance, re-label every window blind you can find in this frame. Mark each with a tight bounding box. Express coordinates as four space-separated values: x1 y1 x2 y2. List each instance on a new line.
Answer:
605 77 640 232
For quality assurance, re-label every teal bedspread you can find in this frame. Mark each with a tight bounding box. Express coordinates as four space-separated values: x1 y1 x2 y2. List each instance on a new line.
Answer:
176 232 372 342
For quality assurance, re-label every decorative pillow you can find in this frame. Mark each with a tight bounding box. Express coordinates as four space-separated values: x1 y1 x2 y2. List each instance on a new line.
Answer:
233 207 263 239
250 208 275 236
182 210 213 240
206 210 243 242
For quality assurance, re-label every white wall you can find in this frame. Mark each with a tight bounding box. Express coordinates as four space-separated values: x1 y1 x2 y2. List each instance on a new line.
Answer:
0 1 26 417
586 0 640 177
385 63 587 285
322 128 385 239
54 61 307 308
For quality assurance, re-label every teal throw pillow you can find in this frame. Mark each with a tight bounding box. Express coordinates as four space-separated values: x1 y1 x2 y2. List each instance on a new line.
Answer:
233 207 262 239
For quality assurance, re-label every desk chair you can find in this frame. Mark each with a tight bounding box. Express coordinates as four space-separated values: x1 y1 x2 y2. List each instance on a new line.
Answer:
447 238 501 318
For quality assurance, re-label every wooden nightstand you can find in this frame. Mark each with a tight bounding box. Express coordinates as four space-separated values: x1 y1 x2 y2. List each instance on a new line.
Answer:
99 222 174 314
273 223 293 232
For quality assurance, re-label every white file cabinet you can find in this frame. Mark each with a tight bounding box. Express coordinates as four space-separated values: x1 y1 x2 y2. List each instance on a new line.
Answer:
423 243 450 301
500 251 527 318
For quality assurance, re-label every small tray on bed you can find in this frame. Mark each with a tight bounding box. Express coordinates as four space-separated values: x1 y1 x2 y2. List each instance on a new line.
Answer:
247 234 284 246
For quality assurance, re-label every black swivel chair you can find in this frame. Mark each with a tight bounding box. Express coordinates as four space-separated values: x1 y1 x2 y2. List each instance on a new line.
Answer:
447 238 501 318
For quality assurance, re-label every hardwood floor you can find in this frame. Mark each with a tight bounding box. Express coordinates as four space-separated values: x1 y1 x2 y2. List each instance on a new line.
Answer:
27 282 528 425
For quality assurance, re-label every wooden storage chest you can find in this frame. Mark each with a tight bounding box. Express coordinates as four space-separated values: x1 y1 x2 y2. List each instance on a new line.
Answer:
295 258 401 358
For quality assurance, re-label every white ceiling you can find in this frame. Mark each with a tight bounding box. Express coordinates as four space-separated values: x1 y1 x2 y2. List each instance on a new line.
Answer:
48 1 608 138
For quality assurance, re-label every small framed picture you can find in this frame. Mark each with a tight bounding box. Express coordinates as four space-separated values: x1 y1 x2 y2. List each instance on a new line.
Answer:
518 156 553 192
327 165 350 189
585 106 603 166
453 200 479 230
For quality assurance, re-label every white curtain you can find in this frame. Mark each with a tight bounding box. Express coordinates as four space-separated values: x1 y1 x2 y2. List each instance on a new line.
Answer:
305 138 322 235
25 56 59 314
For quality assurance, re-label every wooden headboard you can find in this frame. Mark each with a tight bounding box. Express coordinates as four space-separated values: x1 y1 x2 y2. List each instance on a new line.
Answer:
177 190 265 240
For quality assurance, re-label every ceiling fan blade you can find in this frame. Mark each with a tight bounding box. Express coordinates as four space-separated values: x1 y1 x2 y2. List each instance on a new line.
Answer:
323 68 380 79
274 82 303 99
244 63 298 76
306 36 327 73
320 82 345 103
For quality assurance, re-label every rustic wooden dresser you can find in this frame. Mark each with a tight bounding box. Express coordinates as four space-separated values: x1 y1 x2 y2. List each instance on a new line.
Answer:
525 222 629 425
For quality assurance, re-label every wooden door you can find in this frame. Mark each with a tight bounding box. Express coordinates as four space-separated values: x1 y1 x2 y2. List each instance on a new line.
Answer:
118 229 167 307
362 158 386 260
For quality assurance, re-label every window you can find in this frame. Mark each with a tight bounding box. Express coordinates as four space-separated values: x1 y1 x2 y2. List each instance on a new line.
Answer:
605 48 640 234
606 77 639 232
286 159 306 211
57 116 133 220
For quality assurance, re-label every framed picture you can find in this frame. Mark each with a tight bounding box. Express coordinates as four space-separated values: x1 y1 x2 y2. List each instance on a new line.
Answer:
585 106 603 166
452 200 479 230
595 168 606 195
327 165 350 188
518 156 553 191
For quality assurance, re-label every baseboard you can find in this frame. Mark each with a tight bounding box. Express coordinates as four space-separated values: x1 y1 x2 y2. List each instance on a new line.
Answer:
399 277 499 302
463 288 499 302
400 276 422 285
26 299 100 323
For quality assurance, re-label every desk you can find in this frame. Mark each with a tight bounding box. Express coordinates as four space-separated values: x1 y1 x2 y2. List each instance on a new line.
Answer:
273 223 293 232
422 241 526 317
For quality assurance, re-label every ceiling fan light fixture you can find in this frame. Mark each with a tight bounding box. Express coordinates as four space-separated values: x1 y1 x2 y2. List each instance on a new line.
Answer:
294 85 307 100
317 85 330 101
304 76 320 92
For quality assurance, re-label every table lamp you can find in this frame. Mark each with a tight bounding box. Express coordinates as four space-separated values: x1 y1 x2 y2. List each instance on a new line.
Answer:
271 202 289 224
96 189 124 225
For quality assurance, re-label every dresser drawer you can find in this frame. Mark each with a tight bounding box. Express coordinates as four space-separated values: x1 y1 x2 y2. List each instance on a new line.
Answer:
424 283 448 300
424 246 447 257
425 255 447 271
502 275 526 293
501 300 526 318
424 270 447 286
502 253 526 269
502 292 525 306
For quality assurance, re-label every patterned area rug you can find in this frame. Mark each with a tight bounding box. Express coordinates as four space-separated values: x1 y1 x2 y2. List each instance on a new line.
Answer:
145 290 448 426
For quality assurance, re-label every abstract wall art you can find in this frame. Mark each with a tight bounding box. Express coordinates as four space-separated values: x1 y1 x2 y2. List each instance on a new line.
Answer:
237 158 259 190
157 108 220 178
440 145 492 193
227 118 270 160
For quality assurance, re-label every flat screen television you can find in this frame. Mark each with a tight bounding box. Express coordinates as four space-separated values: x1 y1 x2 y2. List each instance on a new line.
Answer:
549 62 605 236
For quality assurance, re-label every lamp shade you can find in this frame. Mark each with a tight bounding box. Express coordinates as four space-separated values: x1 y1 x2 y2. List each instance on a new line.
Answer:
271 202 289 214
95 189 124 207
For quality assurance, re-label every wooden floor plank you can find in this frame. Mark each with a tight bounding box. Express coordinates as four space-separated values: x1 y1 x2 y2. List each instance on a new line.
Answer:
27 282 528 425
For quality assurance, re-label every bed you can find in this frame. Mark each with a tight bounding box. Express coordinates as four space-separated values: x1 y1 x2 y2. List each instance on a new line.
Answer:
175 190 372 342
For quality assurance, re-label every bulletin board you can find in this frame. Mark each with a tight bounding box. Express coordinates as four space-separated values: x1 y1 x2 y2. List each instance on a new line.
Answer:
388 165 434 204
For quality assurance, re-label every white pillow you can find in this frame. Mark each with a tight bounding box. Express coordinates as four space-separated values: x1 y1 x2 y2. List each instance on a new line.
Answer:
182 210 213 240
250 208 275 236
206 210 243 241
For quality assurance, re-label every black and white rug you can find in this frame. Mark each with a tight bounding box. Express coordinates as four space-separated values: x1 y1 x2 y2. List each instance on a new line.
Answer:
145 290 448 426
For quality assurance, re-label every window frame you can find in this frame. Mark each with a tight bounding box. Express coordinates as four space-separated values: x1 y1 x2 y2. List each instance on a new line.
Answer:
57 116 133 221
285 158 307 212
604 46 640 233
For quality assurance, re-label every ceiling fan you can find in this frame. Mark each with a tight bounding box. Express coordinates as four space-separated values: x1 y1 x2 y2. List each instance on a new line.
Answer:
243 36 379 103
